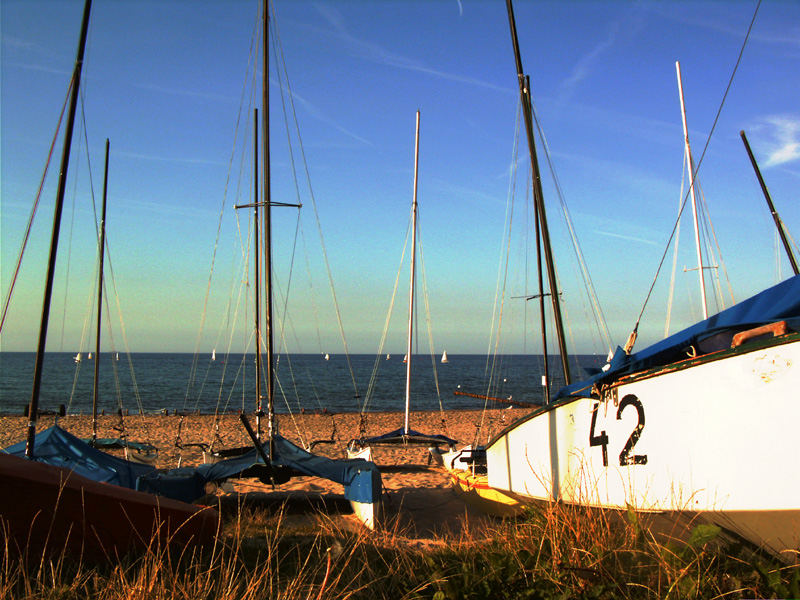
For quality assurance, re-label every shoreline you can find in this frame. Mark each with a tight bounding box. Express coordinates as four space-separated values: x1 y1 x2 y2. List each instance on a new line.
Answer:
0 408 529 469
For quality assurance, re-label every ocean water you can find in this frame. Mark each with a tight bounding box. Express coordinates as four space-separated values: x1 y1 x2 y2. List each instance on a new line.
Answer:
0 352 604 416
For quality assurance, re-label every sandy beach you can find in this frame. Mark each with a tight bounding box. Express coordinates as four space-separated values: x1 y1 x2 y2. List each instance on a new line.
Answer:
1 408 529 543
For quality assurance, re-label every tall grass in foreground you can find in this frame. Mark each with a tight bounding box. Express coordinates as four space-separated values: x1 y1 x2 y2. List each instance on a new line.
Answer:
3 499 799 599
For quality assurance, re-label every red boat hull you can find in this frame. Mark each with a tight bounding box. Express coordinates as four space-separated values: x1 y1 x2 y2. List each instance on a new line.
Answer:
0 453 218 561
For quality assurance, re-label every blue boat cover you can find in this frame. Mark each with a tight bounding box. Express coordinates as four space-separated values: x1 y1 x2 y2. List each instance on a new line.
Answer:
137 435 381 504
2 425 155 489
3 425 381 505
358 427 457 447
556 273 800 400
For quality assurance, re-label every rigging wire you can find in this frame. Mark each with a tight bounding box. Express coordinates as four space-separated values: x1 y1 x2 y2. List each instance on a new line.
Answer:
270 0 362 404
664 153 687 337
627 0 761 346
416 218 450 436
529 98 612 354
474 104 522 445
361 221 411 416
184 4 260 408
0 81 73 335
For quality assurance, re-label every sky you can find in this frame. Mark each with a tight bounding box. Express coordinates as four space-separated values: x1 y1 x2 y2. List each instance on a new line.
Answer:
2 0 799 358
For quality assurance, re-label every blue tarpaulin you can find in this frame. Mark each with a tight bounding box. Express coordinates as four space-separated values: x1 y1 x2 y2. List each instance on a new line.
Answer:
137 435 382 504
358 426 457 447
556 273 800 400
2 425 155 489
4 425 381 506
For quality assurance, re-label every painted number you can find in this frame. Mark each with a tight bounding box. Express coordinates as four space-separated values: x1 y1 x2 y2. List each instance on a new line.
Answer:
617 394 648 465
589 402 609 466
589 394 648 467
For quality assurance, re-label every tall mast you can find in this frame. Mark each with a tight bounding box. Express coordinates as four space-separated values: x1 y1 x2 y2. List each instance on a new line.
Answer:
505 0 571 386
740 130 799 276
253 108 262 436
92 138 110 442
262 0 275 456
533 196 551 402
676 61 708 319
26 0 93 457
403 110 421 435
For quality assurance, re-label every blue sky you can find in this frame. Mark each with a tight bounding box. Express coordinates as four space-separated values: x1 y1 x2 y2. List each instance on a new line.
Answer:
2 0 799 358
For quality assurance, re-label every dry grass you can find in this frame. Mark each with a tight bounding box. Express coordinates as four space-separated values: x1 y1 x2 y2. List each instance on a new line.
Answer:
3 493 799 600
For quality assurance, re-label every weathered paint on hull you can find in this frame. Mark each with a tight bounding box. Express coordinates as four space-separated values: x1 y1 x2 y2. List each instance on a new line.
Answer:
486 337 800 560
0 452 218 561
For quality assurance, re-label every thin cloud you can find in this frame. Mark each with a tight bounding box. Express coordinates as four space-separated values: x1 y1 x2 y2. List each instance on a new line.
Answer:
281 86 373 146
560 21 621 95
116 150 225 167
132 82 234 103
312 3 507 94
121 198 217 220
2 60 70 77
594 229 660 247
758 115 800 167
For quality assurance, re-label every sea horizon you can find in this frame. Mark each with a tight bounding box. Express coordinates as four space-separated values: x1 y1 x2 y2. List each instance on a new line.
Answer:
0 351 605 417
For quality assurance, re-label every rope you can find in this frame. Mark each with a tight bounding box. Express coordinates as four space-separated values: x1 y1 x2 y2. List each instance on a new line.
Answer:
361 220 412 416
0 79 73 334
664 154 686 337
416 222 450 437
184 4 259 408
473 101 522 446
627 0 760 345
271 2 362 402
530 101 612 353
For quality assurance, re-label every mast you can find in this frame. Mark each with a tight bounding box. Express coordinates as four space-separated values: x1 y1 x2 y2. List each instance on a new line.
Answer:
26 0 93 457
92 138 110 442
676 61 708 319
254 108 262 436
403 110 421 435
505 0 571 386
533 191 551 402
740 130 799 276
262 0 275 457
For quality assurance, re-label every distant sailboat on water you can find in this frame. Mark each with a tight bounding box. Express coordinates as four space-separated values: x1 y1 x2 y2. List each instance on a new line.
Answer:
324 353 330 361
386 354 390 360
347 111 457 462
211 348 216 361
87 352 92 360
441 350 449 364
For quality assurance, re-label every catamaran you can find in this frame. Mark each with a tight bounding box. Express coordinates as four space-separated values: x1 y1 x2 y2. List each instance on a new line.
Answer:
347 111 457 463
0 0 217 559
443 0 800 562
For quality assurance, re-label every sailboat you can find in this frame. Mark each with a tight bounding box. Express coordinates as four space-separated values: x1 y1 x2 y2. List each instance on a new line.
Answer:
185 0 381 528
74 352 82 363
1 0 217 559
79 139 157 464
446 0 800 562
347 111 457 463
211 348 216 361
441 350 448 364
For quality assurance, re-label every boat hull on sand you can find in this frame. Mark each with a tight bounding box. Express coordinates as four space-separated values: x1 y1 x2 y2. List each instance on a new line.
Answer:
0 453 218 561
485 333 800 561
449 469 524 517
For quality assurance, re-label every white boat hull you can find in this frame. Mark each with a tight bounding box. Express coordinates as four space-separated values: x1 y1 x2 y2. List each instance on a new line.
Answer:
486 337 800 560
